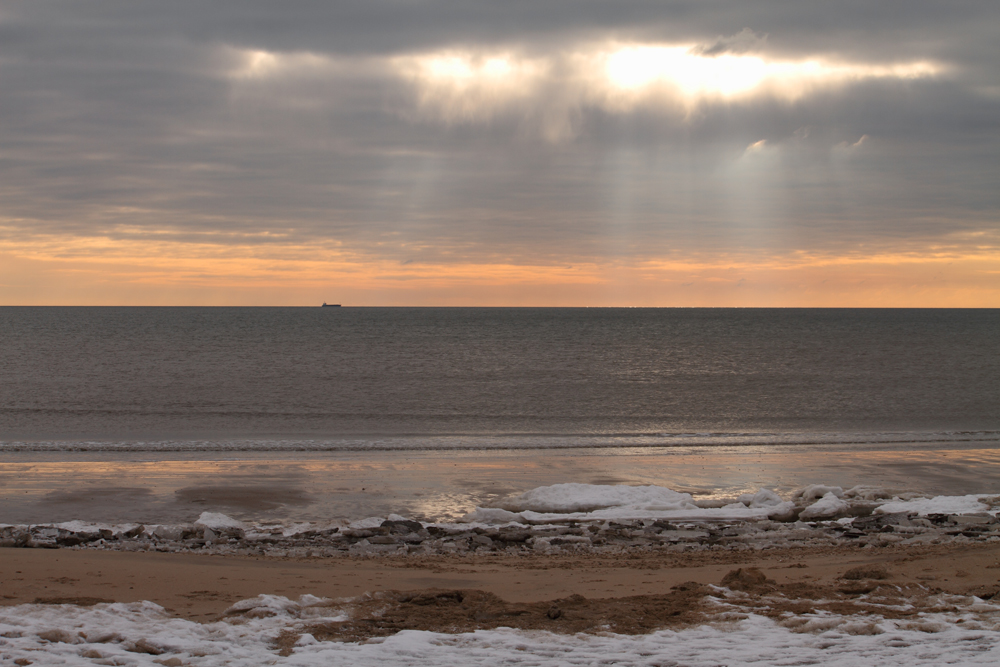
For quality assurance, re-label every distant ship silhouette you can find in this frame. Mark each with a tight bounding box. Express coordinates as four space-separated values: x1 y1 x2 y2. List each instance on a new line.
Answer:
321 302 341 307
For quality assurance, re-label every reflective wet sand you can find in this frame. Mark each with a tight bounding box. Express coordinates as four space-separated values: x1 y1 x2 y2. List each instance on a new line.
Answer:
3 442 1000 525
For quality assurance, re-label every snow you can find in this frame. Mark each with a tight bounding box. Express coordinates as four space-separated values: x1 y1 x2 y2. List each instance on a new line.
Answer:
793 484 845 501
737 489 785 507
500 483 702 513
280 522 316 537
2 598 999 666
516 504 784 523
225 594 344 619
457 482 997 525
453 483 1000 525
842 486 895 501
194 512 246 531
480 483 796 522
800 492 851 520
876 494 994 516
14 485 1000 543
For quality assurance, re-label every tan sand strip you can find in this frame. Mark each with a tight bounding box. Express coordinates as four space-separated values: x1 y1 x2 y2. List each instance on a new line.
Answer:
2 542 999 622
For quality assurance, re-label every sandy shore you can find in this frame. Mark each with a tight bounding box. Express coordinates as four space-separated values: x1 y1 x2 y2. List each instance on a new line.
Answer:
3 542 999 626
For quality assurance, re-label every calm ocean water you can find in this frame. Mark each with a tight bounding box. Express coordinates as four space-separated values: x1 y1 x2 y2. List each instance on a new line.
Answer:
2 307 999 522
1 307 998 450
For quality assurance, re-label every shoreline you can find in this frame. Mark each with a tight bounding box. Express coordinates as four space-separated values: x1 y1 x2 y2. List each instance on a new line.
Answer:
5 445 1000 526
3 540 1000 623
4 518 1000 664
4 481 1000 661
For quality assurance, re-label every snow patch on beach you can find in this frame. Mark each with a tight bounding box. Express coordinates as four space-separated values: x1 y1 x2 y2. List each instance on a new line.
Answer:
500 483 701 513
6 484 1000 552
458 483 1000 525
876 494 996 516
800 492 850 520
2 598 1000 666
460 483 796 523
195 512 246 532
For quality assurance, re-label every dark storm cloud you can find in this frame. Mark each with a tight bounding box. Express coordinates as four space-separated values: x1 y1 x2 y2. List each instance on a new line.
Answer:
1 1 998 263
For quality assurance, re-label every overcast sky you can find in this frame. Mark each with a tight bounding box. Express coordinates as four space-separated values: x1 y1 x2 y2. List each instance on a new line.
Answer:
1 1 998 305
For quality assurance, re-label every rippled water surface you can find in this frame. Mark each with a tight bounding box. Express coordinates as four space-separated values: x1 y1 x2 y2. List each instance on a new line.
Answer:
2 307 999 522
2 307 998 447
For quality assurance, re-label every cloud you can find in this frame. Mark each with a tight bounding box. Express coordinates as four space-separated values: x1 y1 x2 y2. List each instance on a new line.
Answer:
0 1 998 304
388 41 942 133
692 28 768 56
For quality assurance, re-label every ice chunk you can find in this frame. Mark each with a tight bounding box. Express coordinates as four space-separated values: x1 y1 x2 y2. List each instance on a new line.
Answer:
875 494 992 516
281 522 315 537
842 486 893 501
297 594 332 608
799 492 849 520
348 516 387 529
693 498 731 508
194 512 245 531
54 520 110 533
225 594 300 616
194 512 245 539
792 485 844 502
476 483 799 522
517 505 783 523
736 489 785 508
500 483 700 513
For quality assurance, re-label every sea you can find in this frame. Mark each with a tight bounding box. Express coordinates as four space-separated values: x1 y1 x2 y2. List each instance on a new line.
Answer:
2 306 999 524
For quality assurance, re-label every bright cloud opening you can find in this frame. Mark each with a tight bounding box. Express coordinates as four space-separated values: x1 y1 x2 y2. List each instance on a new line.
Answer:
226 42 944 133
393 52 548 122
392 42 944 128
600 45 940 100
605 46 769 96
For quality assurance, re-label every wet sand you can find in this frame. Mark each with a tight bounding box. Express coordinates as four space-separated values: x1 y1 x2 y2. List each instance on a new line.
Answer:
3 542 999 624
4 444 1000 524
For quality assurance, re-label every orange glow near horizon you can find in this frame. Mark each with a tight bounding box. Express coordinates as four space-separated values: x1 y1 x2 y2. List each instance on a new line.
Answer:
1 233 999 307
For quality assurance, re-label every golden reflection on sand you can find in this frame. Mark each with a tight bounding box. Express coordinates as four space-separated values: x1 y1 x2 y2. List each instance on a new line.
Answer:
2 445 999 524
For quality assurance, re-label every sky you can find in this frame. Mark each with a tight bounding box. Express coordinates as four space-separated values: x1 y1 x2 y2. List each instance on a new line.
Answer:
1 1 998 306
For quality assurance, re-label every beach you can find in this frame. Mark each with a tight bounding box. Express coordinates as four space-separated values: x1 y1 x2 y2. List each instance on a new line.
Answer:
3 0 999 652
4 478 1000 664
3 535 1000 665
3 307 1000 664
5 540 1000 620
